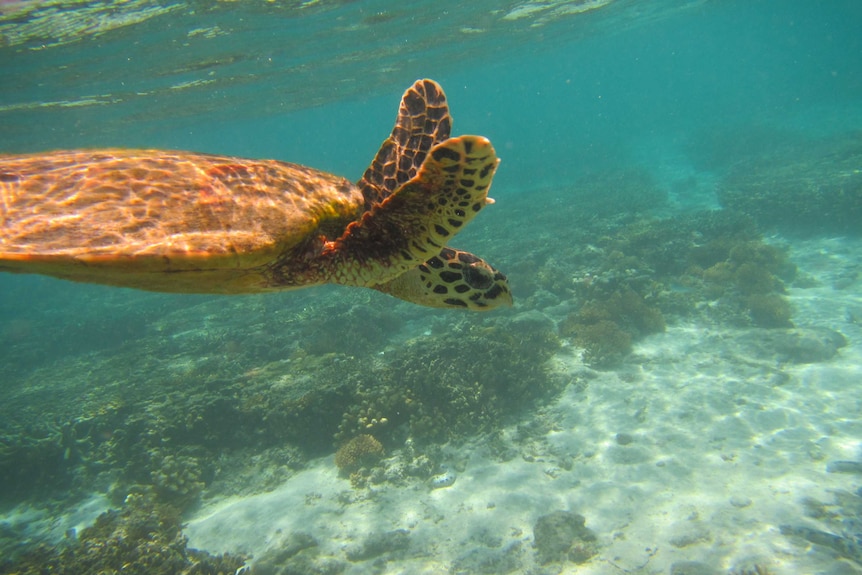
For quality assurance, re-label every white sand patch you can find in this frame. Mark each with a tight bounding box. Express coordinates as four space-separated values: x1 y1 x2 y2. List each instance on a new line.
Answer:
0 492 110 547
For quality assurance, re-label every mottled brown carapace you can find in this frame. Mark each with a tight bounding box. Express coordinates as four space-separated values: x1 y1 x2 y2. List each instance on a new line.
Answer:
0 149 363 292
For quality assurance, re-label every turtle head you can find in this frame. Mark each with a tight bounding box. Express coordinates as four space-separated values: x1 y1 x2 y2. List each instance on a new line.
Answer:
374 247 513 311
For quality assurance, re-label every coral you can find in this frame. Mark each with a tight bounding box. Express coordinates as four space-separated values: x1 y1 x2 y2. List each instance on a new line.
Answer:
0 428 70 503
745 294 794 328
690 238 738 269
700 241 793 298
734 262 779 295
729 240 796 286
0 413 115 505
570 320 632 369
334 382 409 448
0 271 563 563
336 312 563 448
552 208 800 346
299 302 400 357
693 238 795 327
334 434 384 476
601 210 758 278
560 288 663 368
607 288 666 335
399 316 561 443
205 445 304 498
729 242 789 273
149 452 205 508
702 261 735 298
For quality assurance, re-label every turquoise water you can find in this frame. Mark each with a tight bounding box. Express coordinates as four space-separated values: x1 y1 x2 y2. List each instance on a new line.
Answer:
2 1 862 573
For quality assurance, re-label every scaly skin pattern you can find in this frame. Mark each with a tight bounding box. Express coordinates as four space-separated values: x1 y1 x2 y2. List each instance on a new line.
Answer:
0 149 364 293
376 246 512 309
270 135 500 290
357 78 452 209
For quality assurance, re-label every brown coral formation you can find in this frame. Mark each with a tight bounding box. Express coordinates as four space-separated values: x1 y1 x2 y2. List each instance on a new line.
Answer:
334 434 385 476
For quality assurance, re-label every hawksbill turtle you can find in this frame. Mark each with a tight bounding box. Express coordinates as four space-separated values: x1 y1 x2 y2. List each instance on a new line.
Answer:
0 79 511 310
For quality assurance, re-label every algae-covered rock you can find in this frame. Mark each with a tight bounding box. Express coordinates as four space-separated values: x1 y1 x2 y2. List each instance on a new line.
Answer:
532 510 599 565
0 491 245 575
451 541 523 574
737 327 846 363
670 561 720 575
253 532 330 575
345 529 410 562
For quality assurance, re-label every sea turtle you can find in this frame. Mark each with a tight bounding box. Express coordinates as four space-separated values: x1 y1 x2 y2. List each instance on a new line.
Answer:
0 79 511 310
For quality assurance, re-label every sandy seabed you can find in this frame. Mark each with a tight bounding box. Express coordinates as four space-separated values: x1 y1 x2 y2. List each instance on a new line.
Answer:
184 237 862 575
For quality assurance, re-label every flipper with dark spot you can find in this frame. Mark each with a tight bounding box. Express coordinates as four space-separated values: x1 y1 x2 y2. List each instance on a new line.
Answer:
375 247 512 310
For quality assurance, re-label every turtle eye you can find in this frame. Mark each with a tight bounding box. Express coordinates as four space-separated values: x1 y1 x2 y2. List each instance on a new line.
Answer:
463 263 494 290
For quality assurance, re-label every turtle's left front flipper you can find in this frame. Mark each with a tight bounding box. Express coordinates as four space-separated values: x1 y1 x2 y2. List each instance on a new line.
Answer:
324 135 500 288
375 247 512 310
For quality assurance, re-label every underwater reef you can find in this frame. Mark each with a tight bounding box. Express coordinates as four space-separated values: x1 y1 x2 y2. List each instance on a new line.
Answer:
0 283 564 569
0 306 563 499
0 156 852 571
0 490 244 575
522 201 800 366
686 126 862 237
493 163 808 368
718 131 862 237
0 167 812 471
559 287 665 368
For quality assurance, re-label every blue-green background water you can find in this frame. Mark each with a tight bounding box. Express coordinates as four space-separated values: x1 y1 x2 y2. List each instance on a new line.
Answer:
2 1 862 573
2 0 861 337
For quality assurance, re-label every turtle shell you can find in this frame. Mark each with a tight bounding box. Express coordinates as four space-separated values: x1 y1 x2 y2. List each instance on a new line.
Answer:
0 149 365 292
